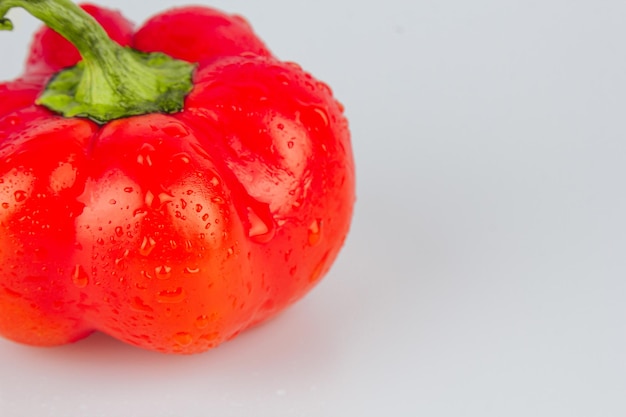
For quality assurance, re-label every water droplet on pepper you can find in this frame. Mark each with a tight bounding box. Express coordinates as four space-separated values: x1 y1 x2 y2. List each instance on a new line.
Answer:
309 254 328 283
161 123 189 138
155 265 172 279
247 207 275 243
72 265 89 288
308 219 322 246
170 152 191 165
195 315 210 329
136 143 155 167
139 236 157 256
157 287 185 303
173 332 193 346
13 190 26 202
131 296 153 312
200 332 220 345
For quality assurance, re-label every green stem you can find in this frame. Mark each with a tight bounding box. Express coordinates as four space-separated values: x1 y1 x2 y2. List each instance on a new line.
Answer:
0 0 195 123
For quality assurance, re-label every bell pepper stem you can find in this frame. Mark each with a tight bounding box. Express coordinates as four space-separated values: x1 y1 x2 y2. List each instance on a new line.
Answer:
0 0 195 124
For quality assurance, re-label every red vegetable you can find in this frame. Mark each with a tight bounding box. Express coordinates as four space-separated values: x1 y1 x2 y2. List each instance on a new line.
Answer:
0 0 354 354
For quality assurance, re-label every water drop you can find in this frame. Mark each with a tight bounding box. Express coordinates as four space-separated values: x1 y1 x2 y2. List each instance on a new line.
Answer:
72 265 89 288
155 265 172 279
316 81 333 95
1 202 8 209
247 207 275 243
227 247 234 257
200 332 220 345
158 192 173 206
308 219 322 246
144 190 155 207
133 208 148 217
5 115 20 126
276 73 290 85
13 190 26 202
313 107 329 127
131 296 153 312
157 287 185 303
195 204 203 213
115 226 124 237
139 236 157 256
184 266 200 274
171 152 191 165
145 190 173 208
173 332 193 347
162 123 189 138
115 249 130 266
109 199 117 205
136 143 155 167
195 315 210 329
124 187 134 193
285 61 302 71
309 253 329 283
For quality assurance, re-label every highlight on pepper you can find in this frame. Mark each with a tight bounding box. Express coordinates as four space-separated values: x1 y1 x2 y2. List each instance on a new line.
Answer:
0 0 355 354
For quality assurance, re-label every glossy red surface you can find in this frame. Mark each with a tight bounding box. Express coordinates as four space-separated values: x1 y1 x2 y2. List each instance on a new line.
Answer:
0 5 354 354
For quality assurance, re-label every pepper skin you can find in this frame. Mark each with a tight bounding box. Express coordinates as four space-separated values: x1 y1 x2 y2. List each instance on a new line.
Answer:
0 2 354 354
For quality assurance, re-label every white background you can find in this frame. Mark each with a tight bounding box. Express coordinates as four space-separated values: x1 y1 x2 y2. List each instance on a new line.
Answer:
2 0 626 416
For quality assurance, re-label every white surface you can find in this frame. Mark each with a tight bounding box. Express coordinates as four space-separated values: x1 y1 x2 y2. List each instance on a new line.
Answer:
2 0 626 416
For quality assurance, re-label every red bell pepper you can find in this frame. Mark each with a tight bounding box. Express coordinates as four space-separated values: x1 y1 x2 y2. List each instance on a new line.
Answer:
0 0 354 354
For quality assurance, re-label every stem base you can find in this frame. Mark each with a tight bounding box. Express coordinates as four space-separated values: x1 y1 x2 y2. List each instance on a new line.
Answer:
38 49 195 124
